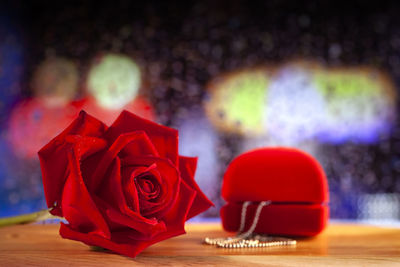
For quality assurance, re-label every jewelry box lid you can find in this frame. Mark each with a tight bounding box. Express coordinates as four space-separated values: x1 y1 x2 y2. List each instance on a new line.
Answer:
221 147 329 204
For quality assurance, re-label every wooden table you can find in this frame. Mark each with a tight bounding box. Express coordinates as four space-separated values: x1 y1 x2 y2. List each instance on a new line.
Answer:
0 222 399 266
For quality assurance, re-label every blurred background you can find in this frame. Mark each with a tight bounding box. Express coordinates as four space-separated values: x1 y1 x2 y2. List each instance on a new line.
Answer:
0 0 399 223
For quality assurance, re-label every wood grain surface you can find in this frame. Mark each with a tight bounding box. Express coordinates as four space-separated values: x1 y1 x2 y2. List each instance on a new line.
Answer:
0 222 399 266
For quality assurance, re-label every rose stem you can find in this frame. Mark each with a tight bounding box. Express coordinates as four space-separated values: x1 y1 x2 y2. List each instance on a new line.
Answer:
0 209 57 227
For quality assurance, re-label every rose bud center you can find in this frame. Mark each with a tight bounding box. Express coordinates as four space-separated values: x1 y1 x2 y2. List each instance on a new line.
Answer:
122 164 166 217
135 174 161 201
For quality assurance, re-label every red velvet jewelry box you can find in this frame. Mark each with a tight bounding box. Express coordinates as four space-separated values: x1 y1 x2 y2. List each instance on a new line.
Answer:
220 147 329 237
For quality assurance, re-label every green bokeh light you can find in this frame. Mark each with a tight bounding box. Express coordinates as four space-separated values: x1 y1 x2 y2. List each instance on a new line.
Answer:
87 54 141 109
206 69 269 135
313 68 396 142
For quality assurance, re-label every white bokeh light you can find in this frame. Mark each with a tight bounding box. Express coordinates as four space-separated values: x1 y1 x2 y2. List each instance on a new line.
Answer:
264 65 326 144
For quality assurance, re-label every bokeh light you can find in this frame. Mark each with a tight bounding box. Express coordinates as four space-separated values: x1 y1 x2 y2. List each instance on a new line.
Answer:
82 53 154 125
313 67 397 144
358 193 400 221
205 68 271 136
31 57 79 107
87 53 141 110
7 57 80 159
206 62 397 145
80 95 155 126
265 63 326 143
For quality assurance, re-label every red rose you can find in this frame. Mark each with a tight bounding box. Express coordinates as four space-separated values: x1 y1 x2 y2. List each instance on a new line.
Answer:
38 110 213 257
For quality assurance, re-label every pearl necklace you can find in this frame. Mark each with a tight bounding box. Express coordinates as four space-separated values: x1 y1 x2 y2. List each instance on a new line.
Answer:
204 201 296 248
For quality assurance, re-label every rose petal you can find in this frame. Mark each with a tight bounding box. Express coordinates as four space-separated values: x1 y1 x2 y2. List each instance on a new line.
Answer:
105 110 179 166
93 195 167 238
104 205 166 238
95 157 165 235
60 223 144 258
64 135 108 190
97 157 140 213
38 111 107 216
179 156 214 219
119 131 159 159
65 135 107 160
94 194 166 234
121 156 180 218
161 179 196 230
59 179 196 258
111 180 196 243
61 148 110 239
90 131 159 191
